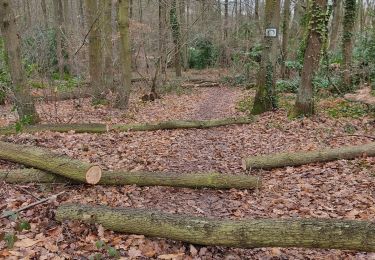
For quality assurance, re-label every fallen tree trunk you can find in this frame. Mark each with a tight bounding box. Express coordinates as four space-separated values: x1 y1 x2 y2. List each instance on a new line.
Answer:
242 142 375 170
0 117 254 135
0 168 71 184
56 204 375 252
0 141 102 184
0 168 261 189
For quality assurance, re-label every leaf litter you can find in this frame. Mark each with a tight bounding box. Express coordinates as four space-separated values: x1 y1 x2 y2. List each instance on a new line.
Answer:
1 86 375 259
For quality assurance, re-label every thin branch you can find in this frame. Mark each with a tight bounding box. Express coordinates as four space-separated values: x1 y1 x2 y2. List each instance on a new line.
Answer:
0 191 66 219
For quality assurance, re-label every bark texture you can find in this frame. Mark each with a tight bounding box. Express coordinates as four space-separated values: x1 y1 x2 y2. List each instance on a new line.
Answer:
56 204 375 252
0 141 102 184
0 117 255 135
116 0 132 108
294 0 327 116
251 0 280 115
0 168 261 189
0 168 71 184
85 0 104 102
243 142 375 170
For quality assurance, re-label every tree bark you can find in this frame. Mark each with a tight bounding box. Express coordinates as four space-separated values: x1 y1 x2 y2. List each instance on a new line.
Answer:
170 0 182 77
85 0 104 102
56 204 375 252
342 0 356 88
251 0 281 115
101 0 114 90
281 0 291 79
0 117 255 135
116 0 132 109
0 141 102 184
294 0 327 116
0 168 261 189
41 0 48 29
54 0 65 78
0 168 71 184
329 0 343 51
243 142 375 170
0 0 39 124
159 0 167 78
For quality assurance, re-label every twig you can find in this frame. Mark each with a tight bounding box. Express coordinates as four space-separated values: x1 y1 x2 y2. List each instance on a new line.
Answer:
0 191 66 219
328 134 375 141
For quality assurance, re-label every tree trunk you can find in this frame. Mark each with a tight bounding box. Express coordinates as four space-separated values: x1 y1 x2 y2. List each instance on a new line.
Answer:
243 142 375 170
329 0 343 51
342 0 356 88
0 141 102 184
294 0 327 116
159 0 167 78
0 168 71 184
54 0 64 78
116 0 132 109
0 0 39 124
251 0 281 115
0 168 261 189
0 117 255 135
85 0 105 102
56 204 375 252
101 0 114 90
170 0 182 77
281 0 291 79
41 0 48 29
179 0 188 70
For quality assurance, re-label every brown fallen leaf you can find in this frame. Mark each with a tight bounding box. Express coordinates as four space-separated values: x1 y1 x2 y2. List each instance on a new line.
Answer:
14 238 43 248
158 253 185 259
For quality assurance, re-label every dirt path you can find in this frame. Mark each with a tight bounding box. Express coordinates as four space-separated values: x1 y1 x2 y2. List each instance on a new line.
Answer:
191 86 242 120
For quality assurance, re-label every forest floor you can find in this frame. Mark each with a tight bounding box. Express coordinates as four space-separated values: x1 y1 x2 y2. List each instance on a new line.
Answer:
1 77 375 259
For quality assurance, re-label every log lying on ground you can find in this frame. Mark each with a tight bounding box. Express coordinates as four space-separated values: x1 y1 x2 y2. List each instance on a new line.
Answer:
0 168 261 189
0 141 102 184
56 204 375 252
242 142 375 170
0 117 254 135
0 168 71 184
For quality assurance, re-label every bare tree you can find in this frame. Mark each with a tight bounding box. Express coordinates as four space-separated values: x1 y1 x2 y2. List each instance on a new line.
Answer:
0 0 39 123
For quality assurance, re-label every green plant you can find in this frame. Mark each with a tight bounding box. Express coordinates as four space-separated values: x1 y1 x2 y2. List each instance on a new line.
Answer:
327 101 369 118
0 212 31 249
15 115 34 132
159 80 190 96
236 96 254 114
188 37 218 69
92 240 120 259
276 77 300 93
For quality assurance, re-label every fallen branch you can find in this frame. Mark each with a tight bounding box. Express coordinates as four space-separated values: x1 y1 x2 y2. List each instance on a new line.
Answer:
0 141 102 184
0 168 261 190
242 142 375 170
56 204 375 252
0 117 255 135
1 191 65 219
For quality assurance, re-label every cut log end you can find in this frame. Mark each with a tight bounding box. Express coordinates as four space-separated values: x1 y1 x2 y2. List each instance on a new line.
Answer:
85 166 102 184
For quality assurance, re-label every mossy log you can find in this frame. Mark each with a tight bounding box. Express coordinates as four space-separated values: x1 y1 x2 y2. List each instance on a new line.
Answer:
0 168 71 184
0 141 102 184
242 142 375 170
0 117 254 135
56 204 375 252
0 168 261 189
